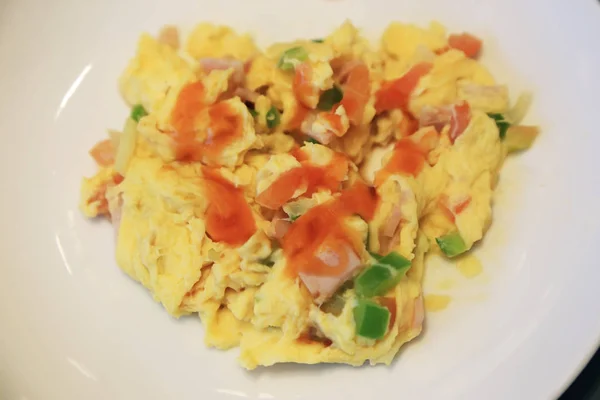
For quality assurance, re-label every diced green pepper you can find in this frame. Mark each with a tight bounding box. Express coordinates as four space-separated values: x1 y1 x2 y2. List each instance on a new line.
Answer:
289 214 301 222
266 107 281 129
130 104 147 122
248 108 258 118
356 251 412 297
504 125 539 153
436 232 467 258
311 38 324 43
488 113 510 139
304 137 320 144
355 264 395 297
370 251 411 271
277 46 308 71
353 299 390 340
317 86 344 111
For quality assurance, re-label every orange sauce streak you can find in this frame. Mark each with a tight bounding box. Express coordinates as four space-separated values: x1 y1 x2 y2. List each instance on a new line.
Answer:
438 194 472 223
374 140 428 186
375 62 432 114
256 167 305 210
438 196 456 223
374 128 439 186
340 62 370 125
201 167 256 246
204 102 243 161
293 62 318 108
322 111 344 136
454 196 472 214
283 180 377 277
398 112 419 137
448 33 482 58
256 152 349 210
170 81 243 163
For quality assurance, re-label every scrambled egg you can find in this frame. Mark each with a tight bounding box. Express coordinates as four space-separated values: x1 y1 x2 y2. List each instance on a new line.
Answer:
80 20 538 369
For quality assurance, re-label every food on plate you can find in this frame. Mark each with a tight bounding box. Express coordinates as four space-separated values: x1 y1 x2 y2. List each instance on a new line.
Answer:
79 20 539 369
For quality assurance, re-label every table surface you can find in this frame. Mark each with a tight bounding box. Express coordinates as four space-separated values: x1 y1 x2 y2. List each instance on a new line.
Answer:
560 346 600 399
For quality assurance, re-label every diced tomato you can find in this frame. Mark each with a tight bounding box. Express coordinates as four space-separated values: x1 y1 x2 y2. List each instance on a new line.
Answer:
375 62 432 114
89 139 115 166
340 62 370 125
448 33 482 58
448 101 471 143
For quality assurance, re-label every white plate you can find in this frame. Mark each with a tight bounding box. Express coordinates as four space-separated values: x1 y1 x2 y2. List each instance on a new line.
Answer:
1 0 599 399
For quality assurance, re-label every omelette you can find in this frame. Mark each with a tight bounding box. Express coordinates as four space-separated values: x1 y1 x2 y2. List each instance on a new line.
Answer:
80 21 539 369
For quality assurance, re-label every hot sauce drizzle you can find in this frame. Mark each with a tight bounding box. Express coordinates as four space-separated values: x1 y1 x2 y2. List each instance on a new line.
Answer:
282 180 378 277
201 167 256 246
170 81 243 163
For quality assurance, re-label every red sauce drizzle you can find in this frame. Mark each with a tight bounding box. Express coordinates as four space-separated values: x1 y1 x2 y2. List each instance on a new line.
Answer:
282 180 378 277
256 150 349 210
170 81 243 164
374 128 438 186
202 167 256 246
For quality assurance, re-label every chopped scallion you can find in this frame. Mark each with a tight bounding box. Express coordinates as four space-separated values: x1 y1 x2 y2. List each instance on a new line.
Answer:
317 86 344 111
353 299 390 340
488 113 510 140
436 232 467 258
266 107 281 129
277 46 308 71
130 104 147 122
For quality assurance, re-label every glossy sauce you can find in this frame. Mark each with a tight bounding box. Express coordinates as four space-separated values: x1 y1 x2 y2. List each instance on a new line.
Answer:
283 180 377 277
287 103 310 131
202 167 256 246
293 150 349 196
257 149 349 210
293 62 318 108
256 167 305 210
170 81 243 163
340 62 370 125
374 128 438 186
375 62 432 114
321 109 344 135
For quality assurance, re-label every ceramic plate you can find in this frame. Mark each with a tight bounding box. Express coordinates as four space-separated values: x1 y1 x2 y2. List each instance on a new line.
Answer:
1 0 599 398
